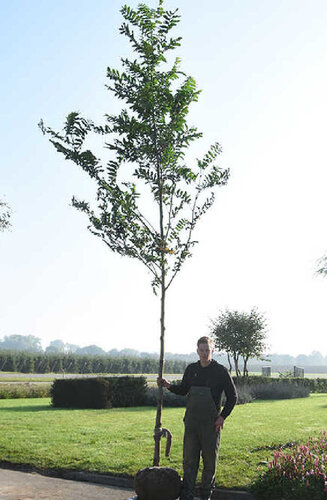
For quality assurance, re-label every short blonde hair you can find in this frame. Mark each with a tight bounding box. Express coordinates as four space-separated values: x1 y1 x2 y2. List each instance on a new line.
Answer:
197 336 214 348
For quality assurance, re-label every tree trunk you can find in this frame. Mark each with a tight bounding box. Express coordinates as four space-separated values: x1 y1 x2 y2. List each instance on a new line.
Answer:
243 356 249 377
153 147 166 467
227 353 232 373
153 276 165 466
234 354 241 379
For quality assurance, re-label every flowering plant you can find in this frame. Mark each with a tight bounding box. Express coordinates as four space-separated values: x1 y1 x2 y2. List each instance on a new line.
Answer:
251 431 327 499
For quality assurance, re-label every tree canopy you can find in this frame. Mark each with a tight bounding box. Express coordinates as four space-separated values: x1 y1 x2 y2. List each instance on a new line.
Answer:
210 308 268 377
39 2 229 295
0 334 42 352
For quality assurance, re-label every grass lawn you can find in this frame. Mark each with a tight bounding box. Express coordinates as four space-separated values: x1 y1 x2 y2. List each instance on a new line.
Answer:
0 394 326 489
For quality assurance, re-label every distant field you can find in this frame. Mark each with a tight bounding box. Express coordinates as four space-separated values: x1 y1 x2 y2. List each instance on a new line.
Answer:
0 373 184 384
0 371 327 384
249 372 327 379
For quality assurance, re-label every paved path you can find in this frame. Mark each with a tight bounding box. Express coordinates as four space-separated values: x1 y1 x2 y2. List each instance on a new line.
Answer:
0 469 135 500
0 468 257 500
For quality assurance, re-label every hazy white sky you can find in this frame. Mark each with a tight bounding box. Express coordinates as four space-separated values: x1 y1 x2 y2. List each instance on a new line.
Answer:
1 0 327 355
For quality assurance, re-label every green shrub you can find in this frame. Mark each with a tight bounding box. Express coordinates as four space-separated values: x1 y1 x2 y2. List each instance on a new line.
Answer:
250 431 327 499
51 378 110 409
314 378 327 393
145 386 187 407
104 376 147 407
145 383 253 407
0 383 51 399
51 376 147 408
235 375 327 394
234 384 253 404
249 382 310 400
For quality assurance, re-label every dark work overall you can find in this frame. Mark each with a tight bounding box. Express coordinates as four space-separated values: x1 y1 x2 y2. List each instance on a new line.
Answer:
181 386 221 500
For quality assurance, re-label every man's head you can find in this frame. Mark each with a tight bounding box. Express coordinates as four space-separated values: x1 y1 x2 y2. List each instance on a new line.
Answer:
197 336 214 366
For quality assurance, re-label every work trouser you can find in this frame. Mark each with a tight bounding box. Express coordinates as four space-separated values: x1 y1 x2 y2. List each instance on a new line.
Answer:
180 386 221 500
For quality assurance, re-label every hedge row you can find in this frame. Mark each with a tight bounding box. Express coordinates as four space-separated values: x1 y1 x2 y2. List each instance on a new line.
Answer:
145 385 255 406
51 377 312 409
234 375 327 393
0 350 187 374
51 376 147 408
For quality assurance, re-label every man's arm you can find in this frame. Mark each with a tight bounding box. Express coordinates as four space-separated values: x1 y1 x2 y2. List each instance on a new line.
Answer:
220 368 237 420
157 365 191 395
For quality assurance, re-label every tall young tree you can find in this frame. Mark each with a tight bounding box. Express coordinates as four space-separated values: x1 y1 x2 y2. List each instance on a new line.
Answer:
40 1 229 465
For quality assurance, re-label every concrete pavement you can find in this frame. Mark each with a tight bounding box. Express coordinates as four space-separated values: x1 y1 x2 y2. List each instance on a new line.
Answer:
0 468 257 500
0 469 135 500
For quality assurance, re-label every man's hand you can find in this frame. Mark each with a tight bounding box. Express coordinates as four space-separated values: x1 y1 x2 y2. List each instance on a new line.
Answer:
215 415 224 432
157 377 171 389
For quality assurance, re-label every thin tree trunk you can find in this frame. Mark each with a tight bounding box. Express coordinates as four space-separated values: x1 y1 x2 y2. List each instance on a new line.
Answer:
153 269 165 466
227 353 232 373
234 354 241 379
153 157 166 466
243 356 249 377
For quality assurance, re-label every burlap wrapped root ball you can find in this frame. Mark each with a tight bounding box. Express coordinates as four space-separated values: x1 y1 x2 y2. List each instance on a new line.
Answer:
134 467 181 500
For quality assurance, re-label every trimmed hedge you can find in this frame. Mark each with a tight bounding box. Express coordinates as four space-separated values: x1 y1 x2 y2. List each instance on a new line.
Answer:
145 382 253 407
248 382 310 400
104 376 147 407
51 376 312 409
51 378 110 409
145 386 187 407
51 376 147 409
234 375 327 393
233 384 253 404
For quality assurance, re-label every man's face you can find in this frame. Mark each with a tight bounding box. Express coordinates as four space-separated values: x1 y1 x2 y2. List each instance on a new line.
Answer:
197 342 213 363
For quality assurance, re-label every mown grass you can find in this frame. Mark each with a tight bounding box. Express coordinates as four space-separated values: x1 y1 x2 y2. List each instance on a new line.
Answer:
0 394 326 489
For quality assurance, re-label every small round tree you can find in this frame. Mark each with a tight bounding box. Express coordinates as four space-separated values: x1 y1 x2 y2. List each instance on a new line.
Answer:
210 308 268 378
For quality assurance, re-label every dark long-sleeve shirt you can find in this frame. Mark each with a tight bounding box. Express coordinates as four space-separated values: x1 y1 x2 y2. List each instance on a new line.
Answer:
169 360 237 420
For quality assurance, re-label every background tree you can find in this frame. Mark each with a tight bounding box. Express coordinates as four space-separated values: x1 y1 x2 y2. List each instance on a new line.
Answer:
39 1 229 465
65 343 80 354
305 350 325 366
0 334 42 353
0 199 11 232
45 339 66 354
76 344 106 356
210 308 268 377
316 255 327 276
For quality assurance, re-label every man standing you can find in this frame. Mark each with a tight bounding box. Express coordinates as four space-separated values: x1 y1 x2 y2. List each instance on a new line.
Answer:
158 336 237 500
